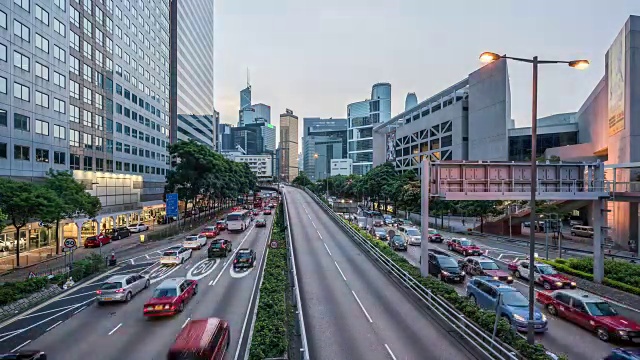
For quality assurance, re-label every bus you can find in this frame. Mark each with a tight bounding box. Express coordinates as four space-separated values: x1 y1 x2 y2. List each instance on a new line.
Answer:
253 195 263 209
226 210 252 232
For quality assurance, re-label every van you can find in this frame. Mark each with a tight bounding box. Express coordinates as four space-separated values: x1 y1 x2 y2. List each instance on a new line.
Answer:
570 225 594 238
167 317 230 360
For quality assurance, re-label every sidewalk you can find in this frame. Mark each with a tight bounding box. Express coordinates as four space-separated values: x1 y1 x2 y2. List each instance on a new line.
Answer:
0 208 232 282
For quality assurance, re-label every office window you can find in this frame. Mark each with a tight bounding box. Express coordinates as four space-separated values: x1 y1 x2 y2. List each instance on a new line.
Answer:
96 158 104 171
70 56 79 75
83 87 92 104
70 129 80 146
0 110 6 126
13 82 30 101
106 58 112 71
115 6 122 19
0 44 5 61
132 145 137 155
35 119 49 136
83 156 92 170
95 115 103 130
106 118 113 133
83 63 92 82
124 163 130 172
13 20 30 42
35 34 49 53
70 105 79 123
106 159 113 172
36 149 49 163
35 5 49 25
144 149 149 158
116 122 122 133
54 0 66 11
35 62 49 80
14 145 30 161
53 19 65 37
13 51 29 71
14 113 29 131
14 0 29 12
106 17 113 33
96 29 103 48
35 91 49 108
54 45 65 62
0 11 5 30
83 17 92 37
54 98 65 114
0 77 5 94
83 133 92 149
106 139 113 153
96 94 103 109
115 45 122 58
116 161 122 171
70 80 79 99
131 164 137 173
138 131 144 141
96 7 104 25
84 0 92 13
0 143 6 158
106 38 113 55
124 126 130 136
131 129 138 138
53 72 66 89
116 103 122 114
115 142 122 152
95 137 103 151
124 107 130 118
124 144 130 154
54 124 66 139
70 31 80 51
116 83 122 95
54 151 65 165
70 7 80 27
70 154 80 170
83 41 92 59
83 110 92 127
115 64 122 76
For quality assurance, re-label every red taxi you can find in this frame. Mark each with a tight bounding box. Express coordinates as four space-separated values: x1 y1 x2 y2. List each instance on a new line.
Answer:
263 209 272 215
84 233 111 248
508 259 576 290
200 226 219 239
448 238 483 256
143 277 197 317
216 219 227 231
460 256 513 283
537 289 640 342
167 318 230 360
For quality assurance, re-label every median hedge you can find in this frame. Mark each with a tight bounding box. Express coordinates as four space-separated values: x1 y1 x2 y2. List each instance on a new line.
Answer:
539 257 640 296
326 201 561 360
0 253 106 307
249 202 290 360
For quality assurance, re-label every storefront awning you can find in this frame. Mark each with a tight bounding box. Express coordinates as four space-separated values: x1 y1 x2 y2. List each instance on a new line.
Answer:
594 147 608 157
141 200 166 208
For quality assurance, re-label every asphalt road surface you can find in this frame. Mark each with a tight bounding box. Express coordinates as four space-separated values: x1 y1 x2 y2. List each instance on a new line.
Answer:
285 187 478 360
386 228 640 360
0 215 273 359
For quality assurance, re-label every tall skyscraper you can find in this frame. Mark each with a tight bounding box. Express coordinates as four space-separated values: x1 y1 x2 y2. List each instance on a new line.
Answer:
238 85 253 126
347 83 391 175
302 118 348 180
252 103 271 124
279 109 299 182
170 0 215 148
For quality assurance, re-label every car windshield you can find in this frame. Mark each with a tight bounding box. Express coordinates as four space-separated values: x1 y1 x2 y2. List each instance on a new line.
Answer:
537 265 557 275
501 291 529 307
163 251 178 256
211 242 223 248
87 236 97 241
217 220 225 224
586 301 618 316
374 228 384 233
406 229 420 236
480 261 499 270
101 282 123 290
152 288 177 298
186 236 198 242
460 240 474 246
237 252 252 259
429 229 438 235
204 227 216 231
438 258 458 268
393 235 404 243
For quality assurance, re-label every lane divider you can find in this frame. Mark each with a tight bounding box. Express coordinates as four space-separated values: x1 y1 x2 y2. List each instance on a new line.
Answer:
182 318 190 329
209 225 256 286
45 321 62 332
108 323 122 335
351 290 373 323
334 262 347 281
11 340 31 352
18 305 77 319
384 344 397 360
323 243 331 256
317 231 323 240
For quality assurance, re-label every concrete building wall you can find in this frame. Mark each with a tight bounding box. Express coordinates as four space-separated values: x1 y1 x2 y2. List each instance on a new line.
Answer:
331 158 352 176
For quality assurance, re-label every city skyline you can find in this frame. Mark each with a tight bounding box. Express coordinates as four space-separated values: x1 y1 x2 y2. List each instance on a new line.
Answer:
214 0 640 138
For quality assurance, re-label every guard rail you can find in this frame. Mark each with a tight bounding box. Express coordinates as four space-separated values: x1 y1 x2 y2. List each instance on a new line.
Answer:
283 191 310 360
302 188 523 360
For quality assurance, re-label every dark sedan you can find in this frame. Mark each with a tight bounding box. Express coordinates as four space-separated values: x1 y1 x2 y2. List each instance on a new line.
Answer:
428 253 465 283
388 235 407 251
373 227 388 240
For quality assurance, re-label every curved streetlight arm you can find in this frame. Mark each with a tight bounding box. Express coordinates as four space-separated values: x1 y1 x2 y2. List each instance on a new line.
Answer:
501 55 575 65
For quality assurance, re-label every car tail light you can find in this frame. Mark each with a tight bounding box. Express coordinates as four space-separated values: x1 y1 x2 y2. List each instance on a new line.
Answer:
221 244 225 249
96 290 102 295
115 288 125 293
234 259 237 264
164 304 171 309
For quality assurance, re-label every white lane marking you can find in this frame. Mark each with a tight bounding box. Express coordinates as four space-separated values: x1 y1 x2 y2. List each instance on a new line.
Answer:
46 321 62 332
209 225 255 286
323 243 331 256
11 340 31 352
19 305 77 319
311 221 317 229
60 290 101 300
0 297 95 342
108 323 122 335
181 318 190 329
351 291 373 323
498 254 504 260
334 262 347 281
149 264 183 284
0 329 20 338
230 265 255 278
145 254 150 259
130 259 135 265
73 306 87 315
186 258 219 280
139 261 162 275
317 231 323 239
384 344 397 360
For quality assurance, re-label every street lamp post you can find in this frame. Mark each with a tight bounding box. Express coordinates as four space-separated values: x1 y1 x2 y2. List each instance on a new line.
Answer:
479 52 589 345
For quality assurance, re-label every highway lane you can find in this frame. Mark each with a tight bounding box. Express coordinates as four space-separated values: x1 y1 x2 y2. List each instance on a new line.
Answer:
286 187 477 360
386 234 627 360
1 215 273 359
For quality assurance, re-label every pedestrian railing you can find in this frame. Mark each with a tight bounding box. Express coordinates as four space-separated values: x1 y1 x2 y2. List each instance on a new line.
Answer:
302 187 522 360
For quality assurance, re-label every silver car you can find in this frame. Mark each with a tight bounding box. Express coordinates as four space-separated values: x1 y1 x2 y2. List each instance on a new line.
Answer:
96 273 150 303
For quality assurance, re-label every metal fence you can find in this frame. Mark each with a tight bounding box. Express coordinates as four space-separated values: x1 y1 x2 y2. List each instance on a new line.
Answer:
303 188 522 360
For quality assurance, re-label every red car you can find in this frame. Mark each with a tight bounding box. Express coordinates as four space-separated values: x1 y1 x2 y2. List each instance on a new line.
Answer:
84 233 111 248
143 278 197 317
216 220 227 231
508 259 576 290
448 238 483 256
263 209 272 215
460 256 513 283
200 226 219 239
537 289 640 342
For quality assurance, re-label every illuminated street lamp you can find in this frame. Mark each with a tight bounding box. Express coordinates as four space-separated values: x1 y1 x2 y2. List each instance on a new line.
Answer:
479 51 588 345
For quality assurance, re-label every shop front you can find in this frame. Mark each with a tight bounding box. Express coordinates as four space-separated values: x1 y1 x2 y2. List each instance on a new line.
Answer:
0 222 59 270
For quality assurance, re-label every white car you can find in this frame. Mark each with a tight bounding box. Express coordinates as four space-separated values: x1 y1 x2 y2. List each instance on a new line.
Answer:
183 234 207 250
128 222 149 233
404 227 422 245
160 247 192 265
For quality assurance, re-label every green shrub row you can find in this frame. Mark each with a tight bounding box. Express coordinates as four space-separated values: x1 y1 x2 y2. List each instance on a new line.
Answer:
0 253 107 307
249 202 290 360
338 214 561 360
539 258 640 297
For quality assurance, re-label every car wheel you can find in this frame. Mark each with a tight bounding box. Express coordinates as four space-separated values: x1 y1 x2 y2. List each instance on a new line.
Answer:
543 281 552 290
180 257 184 264
448 245 452 251
145 280 150 289
468 294 477 305
571 232 576 236
596 327 610 341
125 292 132 302
514 270 521 278
193 285 198 295
546 304 557 316
178 302 185 312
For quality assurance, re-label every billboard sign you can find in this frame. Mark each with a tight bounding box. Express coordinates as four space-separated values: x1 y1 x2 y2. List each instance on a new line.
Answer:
386 130 396 162
608 30 626 136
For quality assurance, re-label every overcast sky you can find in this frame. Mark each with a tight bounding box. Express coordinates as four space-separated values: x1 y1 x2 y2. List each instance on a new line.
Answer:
214 0 640 147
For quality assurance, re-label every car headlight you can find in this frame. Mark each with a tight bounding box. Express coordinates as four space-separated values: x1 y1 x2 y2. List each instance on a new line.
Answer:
493 276 499 280
555 282 563 287
618 330 628 336
461 271 465 276
441 271 449 276
513 314 526 322
507 276 513 281
541 314 547 322
570 282 577 287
